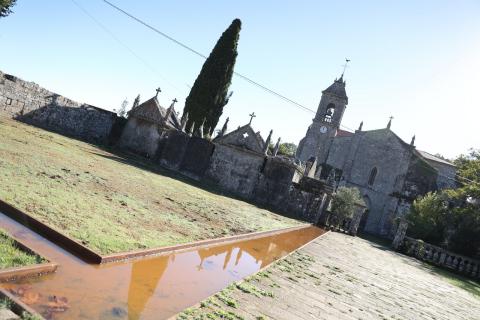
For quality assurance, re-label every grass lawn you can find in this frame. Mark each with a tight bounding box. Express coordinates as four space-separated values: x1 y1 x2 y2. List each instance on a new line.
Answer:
0 117 302 254
0 229 43 269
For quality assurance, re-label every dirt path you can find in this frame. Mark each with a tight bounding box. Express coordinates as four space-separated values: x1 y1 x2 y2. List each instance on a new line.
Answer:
178 232 480 320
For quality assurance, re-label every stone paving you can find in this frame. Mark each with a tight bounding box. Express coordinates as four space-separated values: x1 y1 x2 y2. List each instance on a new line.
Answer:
0 308 19 320
177 232 480 320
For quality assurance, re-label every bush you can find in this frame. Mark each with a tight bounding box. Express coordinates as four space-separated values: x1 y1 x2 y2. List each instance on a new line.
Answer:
330 187 365 220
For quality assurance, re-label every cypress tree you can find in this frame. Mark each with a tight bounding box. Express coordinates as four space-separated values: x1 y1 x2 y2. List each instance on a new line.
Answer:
0 0 16 18
183 19 241 135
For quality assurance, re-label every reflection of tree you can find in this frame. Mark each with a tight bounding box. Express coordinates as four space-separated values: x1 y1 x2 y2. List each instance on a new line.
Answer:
127 255 172 320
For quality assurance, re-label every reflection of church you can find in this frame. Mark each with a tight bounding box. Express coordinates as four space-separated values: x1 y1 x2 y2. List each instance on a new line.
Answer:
296 75 457 237
126 234 302 318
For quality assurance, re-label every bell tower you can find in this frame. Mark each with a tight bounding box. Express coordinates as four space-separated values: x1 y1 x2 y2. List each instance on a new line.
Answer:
296 75 348 164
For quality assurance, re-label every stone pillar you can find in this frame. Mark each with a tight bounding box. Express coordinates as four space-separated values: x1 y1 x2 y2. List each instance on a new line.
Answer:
392 218 408 250
348 202 366 236
316 194 332 226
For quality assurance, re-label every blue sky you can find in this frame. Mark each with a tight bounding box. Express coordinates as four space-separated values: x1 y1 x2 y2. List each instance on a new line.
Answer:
1 0 479 158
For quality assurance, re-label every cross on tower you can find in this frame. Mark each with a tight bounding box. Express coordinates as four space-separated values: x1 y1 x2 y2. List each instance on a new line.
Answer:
389 116 394 121
341 58 350 77
155 87 162 98
248 112 256 125
172 98 178 104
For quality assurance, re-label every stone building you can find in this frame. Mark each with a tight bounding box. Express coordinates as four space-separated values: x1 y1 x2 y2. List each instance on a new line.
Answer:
296 75 457 237
118 94 182 157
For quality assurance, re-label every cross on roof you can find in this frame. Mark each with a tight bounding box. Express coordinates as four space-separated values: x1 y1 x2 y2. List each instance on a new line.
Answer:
155 87 161 98
389 116 394 121
172 98 178 104
249 112 256 125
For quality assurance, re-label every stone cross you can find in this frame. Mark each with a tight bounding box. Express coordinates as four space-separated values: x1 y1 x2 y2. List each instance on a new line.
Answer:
248 112 256 125
155 87 162 98
387 116 393 129
172 98 178 104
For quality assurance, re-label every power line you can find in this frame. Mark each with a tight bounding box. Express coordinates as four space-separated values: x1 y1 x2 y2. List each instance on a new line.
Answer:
99 1 321 113
70 0 186 98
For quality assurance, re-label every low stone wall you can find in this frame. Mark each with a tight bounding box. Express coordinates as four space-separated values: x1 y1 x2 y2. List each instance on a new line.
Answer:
400 236 480 280
0 70 118 144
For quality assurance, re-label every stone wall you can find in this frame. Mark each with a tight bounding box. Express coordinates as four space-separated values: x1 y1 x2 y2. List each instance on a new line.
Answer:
0 70 118 144
205 143 265 199
130 130 332 223
399 236 480 281
118 117 161 157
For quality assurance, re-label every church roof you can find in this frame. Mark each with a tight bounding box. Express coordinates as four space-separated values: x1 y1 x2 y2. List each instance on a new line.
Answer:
417 150 455 167
323 76 348 102
128 97 181 129
214 124 266 154
351 128 456 169
336 128 354 137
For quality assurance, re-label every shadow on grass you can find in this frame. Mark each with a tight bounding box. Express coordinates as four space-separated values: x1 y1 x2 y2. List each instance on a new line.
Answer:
423 263 480 298
358 232 392 251
88 146 304 222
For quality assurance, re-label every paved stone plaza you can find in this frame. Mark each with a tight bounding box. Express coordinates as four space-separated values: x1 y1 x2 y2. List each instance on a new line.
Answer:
179 232 480 320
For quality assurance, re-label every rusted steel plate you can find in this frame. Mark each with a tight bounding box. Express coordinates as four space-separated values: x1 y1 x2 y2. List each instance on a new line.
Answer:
0 199 102 264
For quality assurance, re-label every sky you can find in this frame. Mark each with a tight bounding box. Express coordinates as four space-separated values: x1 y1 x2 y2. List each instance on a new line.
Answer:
0 0 479 158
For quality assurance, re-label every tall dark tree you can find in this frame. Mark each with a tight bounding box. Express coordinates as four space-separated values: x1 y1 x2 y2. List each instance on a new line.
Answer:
183 19 241 134
0 0 17 17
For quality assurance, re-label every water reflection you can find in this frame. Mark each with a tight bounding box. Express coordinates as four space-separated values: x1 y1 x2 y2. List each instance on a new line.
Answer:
0 212 324 320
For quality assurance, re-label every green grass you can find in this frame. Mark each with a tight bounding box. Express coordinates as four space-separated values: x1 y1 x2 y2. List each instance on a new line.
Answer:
424 264 480 298
0 229 43 269
0 117 303 254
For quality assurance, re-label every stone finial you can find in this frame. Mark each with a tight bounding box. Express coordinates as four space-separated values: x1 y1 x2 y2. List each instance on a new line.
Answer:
164 103 175 126
181 112 189 132
387 116 393 129
195 118 206 138
189 121 195 136
264 129 273 155
218 117 229 138
155 87 162 98
273 137 281 157
410 135 416 146
358 121 363 131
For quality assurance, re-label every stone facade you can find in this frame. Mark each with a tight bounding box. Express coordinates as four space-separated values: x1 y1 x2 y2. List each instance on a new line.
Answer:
118 96 181 157
0 70 118 144
297 76 457 237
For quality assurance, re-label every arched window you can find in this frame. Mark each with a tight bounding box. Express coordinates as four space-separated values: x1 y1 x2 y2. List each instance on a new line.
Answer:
324 103 335 123
368 167 377 186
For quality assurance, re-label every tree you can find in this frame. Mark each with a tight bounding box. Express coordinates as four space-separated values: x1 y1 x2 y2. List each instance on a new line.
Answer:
330 187 365 220
407 149 480 257
183 19 241 135
278 142 297 157
0 0 16 17
117 98 129 118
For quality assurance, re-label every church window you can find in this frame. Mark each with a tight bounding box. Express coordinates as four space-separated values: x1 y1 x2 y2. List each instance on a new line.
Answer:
368 167 378 186
323 103 335 123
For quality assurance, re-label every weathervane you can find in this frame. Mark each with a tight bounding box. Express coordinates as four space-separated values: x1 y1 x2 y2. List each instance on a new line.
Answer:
249 112 256 125
341 58 350 77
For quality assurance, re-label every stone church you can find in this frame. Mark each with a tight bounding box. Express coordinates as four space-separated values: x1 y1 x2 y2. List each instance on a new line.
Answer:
296 75 457 237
